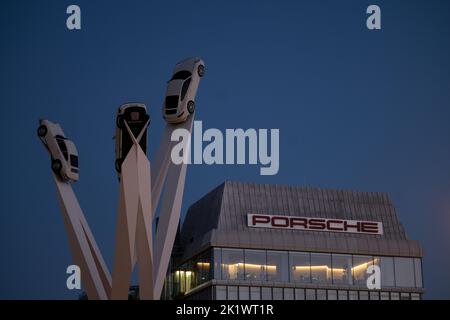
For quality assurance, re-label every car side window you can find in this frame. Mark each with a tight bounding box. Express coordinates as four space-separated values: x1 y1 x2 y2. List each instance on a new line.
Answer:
180 78 191 101
56 139 68 161
170 70 192 81
70 155 79 168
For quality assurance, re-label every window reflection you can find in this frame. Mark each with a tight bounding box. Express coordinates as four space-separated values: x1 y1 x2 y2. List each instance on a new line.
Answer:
374 256 395 288
244 250 267 281
213 248 222 280
394 257 415 288
352 255 373 286
332 254 353 285
222 249 245 280
290 252 311 283
414 258 423 288
171 248 422 298
267 251 289 282
311 253 332 284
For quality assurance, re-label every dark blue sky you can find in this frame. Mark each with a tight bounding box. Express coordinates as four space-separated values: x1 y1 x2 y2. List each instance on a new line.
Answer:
1 0 449 299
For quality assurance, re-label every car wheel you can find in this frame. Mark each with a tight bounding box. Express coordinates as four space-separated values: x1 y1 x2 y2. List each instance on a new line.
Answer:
115 159 123 173
187 101 195 114
51 159 62 174
197 65 205 77
37 125 48 137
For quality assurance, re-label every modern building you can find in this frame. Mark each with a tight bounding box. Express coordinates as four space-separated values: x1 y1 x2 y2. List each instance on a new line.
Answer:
163 181 424 300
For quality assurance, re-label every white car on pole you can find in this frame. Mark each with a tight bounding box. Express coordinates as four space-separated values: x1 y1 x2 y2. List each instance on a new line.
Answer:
163 57 205 124
37 119 79 182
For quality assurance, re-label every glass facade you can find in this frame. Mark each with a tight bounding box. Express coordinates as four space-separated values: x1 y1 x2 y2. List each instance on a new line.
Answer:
222 249 244 280
289 252 311 283
211 286 420 300
311 253 332 284
332 254 353 285
169 247 423 299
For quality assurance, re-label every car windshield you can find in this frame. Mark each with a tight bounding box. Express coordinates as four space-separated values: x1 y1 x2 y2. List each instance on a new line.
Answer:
170 70 192 81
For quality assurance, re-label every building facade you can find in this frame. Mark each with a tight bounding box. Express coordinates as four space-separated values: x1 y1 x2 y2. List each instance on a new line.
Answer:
163 181 424 300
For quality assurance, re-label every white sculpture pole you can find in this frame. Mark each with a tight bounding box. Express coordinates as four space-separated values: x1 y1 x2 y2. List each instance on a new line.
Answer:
53 175 111 300
111 120 154 300
153 115 194 299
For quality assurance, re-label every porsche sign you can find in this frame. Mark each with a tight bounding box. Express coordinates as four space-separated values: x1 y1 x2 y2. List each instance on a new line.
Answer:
247 214 383 235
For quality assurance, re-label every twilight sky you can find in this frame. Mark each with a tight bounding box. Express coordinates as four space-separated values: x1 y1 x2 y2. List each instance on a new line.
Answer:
0 0 449 299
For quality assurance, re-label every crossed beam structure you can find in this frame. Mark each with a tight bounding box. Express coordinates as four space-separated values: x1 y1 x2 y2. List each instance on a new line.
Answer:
48 115 194 300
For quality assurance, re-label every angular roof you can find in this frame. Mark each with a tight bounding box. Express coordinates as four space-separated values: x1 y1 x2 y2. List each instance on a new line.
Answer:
180 181 422 261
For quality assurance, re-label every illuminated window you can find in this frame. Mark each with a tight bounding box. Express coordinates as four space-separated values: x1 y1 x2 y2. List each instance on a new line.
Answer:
311 253 332 284
332 254 353 285
213 248 222 280
289 252 311 283
244 250 267 281
222 249 244 280
194 251 211 286
353 255 373 286
174 269 193 294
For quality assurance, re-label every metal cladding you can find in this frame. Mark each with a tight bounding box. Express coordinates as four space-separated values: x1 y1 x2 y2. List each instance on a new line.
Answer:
181 181 423 261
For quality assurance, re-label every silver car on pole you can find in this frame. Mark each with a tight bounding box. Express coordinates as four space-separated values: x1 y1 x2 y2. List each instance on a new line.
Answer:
163 57 205 124
37 119 79 182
